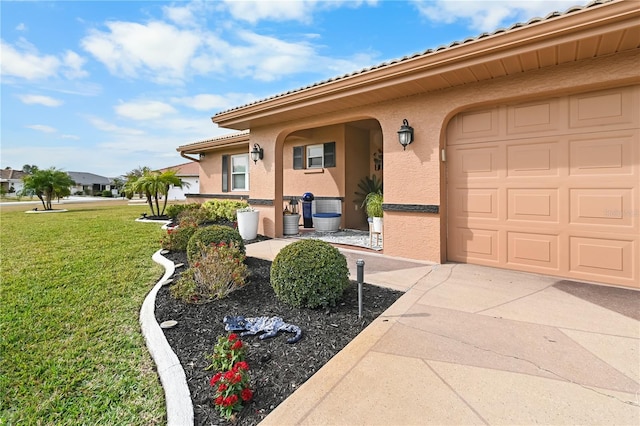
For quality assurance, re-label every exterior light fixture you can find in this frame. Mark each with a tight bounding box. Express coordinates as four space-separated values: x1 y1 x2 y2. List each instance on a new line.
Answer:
250 144 264 164
397 119 414 150
199 153 206 159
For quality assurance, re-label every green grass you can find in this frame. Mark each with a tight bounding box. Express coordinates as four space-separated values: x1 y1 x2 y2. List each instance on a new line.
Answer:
0 205 167 425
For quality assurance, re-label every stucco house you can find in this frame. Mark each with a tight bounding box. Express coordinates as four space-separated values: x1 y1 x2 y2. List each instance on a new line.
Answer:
157 161 200 200
67 172 112 195
177 0 639 289
0 168 26 194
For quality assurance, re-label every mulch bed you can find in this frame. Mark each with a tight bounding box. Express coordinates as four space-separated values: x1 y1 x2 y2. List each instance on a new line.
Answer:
154 242 403 425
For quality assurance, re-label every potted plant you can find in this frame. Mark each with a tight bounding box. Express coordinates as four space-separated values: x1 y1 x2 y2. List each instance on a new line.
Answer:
365 192 383 233
236 206 259 240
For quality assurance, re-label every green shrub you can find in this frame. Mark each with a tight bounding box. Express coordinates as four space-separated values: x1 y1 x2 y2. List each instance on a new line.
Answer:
101 190 112 198
166 203 202 220
187 225 245 263
270 239 350 309
202 200 249 222
171 241 248 303
160 222 198 252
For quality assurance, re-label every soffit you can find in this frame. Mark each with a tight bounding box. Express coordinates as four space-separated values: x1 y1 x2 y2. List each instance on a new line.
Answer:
213 0 639 131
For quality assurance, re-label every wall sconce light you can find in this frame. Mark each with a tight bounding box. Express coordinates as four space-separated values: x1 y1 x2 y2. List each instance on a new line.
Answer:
250 143 264 164
397 119 414 150
199 153 206 159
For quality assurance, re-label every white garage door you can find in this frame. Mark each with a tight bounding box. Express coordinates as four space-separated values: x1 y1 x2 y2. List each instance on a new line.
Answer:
447 85 639 288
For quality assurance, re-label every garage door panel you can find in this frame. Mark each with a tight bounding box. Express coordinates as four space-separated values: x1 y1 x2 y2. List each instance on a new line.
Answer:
507 100 560 134
569 133 634 175
451 228 499 262
507 232 559 270
508 189 559 222
570 236 635 280
461 189 498 219
570 188 634 227
507 141 560 177
569 88 634 129
451 146 500 179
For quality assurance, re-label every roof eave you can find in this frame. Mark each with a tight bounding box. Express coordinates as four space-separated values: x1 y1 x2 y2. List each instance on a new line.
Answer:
212 0 639 131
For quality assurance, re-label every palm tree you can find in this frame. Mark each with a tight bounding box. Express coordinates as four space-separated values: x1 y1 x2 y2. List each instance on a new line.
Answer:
22 168 75 210
130 170 188 217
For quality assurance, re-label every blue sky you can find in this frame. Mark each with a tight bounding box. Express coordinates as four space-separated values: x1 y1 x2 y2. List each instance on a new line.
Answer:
1 0 585 178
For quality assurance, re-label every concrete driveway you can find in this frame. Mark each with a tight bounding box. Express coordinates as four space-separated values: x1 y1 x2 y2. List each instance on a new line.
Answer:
247 240 640 425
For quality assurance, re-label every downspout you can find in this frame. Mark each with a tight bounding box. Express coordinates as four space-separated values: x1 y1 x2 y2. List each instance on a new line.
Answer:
180 151 200 162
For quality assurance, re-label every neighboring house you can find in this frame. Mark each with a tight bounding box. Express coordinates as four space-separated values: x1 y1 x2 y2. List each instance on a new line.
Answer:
0 168 26 194
67 172 112 195
177 1 639 289
156 161 200 200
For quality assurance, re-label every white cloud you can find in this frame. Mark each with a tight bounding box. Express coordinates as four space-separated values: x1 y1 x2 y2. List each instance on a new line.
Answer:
87 116 145 136
81 21 201 84
16 23 27 31
171 93 258 111
26 124 57 133
0 39 88 81
62 51 89 79
60 134 80 140
413 0 583 32
222 0 379 24
0 39 60 80
115 100 177 120
18 94 63 107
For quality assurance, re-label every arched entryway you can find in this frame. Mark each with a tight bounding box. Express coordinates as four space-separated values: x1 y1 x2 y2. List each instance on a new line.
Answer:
275 118 383 235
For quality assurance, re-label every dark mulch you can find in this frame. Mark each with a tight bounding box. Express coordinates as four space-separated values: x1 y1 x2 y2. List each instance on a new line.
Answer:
154 245 403 426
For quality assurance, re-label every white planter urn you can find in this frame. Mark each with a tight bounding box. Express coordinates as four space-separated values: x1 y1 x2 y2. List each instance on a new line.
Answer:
237 210 259 240
372 217 383 234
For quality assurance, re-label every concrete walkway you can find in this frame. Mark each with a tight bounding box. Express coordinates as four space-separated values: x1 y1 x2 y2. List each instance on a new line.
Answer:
247 240 640 426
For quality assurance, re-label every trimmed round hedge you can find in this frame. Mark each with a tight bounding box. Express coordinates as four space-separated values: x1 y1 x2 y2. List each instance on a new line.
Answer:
187 225 245 263
270 239 350 309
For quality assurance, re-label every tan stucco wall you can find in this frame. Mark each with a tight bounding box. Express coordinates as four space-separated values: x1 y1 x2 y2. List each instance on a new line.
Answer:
198 146 251 198
202 50 639 264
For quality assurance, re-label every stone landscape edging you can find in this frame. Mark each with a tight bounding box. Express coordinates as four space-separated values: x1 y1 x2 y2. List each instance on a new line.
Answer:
140 249 194 426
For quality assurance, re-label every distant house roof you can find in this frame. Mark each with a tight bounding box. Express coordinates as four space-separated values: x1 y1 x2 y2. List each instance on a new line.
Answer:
157 161 199 176
0 169 26 181
67 172 112 185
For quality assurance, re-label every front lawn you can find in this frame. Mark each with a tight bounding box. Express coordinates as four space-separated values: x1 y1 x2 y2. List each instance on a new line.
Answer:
0 205 166 424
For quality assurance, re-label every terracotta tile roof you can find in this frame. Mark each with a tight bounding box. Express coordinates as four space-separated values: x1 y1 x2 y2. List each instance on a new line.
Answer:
157 161 200 176
0 169 26 180
212 0 613 118
178 130 250 151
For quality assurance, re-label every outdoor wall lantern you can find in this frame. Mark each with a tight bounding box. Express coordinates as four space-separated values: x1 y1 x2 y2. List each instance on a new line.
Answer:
250 144 264 164
397 119 414 150
199 153 206 159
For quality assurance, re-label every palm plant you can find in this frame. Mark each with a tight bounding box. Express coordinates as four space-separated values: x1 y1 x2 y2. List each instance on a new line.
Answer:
22 167 75 210
130 170 188 217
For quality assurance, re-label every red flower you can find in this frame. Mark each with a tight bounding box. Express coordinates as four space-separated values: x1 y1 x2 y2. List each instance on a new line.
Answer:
224 370 235 380
231 340 243 350
228 333 238 341
214 396 224 406
218 383 228 393
223 394 238 406
234 361 249 371
210 373 222 386
241 388 253 402
232 373 242 384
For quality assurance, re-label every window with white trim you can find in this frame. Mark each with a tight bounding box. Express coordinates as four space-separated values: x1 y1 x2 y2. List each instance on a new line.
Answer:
306 144 324 168
231 154 249 191
293 142 336 170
